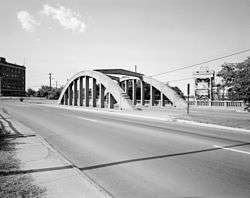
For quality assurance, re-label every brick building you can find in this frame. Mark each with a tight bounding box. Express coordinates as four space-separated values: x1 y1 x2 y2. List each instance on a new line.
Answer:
0 57 26 96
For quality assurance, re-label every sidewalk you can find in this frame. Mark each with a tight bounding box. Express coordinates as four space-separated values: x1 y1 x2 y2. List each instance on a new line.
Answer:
41 104 250 132
0 109 111 198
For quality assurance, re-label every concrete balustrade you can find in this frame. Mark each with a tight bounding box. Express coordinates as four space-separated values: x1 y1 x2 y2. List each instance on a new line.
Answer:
188 100 245 110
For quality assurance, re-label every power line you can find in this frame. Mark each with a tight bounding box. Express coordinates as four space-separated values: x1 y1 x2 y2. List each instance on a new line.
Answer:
150 48 250 77
166 77 193 83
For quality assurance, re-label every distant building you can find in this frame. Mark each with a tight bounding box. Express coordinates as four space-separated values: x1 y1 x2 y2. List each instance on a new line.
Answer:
193 66 216 100
0 57 26 96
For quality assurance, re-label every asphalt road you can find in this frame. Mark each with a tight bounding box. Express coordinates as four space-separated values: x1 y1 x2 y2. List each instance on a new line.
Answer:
1 101 250 198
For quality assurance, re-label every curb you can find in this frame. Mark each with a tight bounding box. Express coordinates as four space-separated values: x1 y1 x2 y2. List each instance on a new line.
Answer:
41 104 174 122
38 135 113 198
175 119 250 133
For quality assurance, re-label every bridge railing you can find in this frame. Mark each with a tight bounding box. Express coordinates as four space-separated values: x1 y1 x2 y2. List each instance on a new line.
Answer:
188 100 245 109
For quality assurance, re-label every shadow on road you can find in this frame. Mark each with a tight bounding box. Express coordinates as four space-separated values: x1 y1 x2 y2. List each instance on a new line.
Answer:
79 142 250 171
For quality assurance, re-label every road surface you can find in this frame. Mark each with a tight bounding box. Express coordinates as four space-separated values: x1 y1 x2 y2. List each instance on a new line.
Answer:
1 101 250 198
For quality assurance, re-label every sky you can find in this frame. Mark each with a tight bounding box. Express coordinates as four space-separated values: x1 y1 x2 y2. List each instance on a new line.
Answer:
0 0 250 94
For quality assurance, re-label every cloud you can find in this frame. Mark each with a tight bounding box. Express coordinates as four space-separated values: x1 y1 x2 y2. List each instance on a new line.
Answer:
17 11 40 32
42 4 86 33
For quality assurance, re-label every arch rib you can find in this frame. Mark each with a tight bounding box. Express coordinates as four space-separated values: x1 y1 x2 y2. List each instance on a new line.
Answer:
58 70 133 110
143 76 186 108
120 76 186 108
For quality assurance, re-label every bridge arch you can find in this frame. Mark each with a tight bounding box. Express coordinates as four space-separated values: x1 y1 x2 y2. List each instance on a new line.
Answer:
120 76 186 108
58 70 133 110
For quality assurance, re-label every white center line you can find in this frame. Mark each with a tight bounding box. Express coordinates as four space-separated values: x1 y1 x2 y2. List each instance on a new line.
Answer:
214 145 250 155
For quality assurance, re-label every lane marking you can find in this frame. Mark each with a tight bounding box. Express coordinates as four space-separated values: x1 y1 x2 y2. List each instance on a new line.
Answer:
75 116 99 122
62 114 99 122
213 145 250 155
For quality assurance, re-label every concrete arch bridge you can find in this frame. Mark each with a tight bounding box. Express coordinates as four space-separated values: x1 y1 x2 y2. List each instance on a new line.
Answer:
58 69 186 110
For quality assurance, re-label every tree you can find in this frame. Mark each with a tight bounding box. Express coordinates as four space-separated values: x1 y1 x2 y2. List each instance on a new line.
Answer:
217 57 250 102
48 86 64 99
35 85 51 97
26 88 36 97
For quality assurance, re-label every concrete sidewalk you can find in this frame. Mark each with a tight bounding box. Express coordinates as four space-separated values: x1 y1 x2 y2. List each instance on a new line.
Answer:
0 109 111 198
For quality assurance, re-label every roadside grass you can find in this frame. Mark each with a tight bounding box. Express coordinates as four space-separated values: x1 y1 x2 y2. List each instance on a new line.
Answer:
0 121 46 197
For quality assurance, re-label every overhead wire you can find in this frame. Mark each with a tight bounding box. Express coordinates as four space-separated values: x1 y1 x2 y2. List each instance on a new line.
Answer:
149 48 250 77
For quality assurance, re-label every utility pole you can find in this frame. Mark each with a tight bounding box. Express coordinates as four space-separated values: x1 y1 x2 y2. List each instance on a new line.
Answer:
48 73 52 90
0 77 2 96
187 83 190 114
